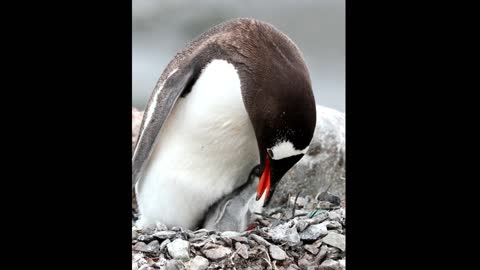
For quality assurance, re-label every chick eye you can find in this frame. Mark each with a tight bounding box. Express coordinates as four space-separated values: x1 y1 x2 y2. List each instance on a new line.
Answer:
267 148 274 159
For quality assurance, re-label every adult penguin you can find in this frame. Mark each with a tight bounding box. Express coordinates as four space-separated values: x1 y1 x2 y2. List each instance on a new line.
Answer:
132 18 316 230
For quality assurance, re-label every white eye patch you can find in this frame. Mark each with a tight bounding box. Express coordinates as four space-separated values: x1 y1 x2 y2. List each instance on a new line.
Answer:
267 140 309 160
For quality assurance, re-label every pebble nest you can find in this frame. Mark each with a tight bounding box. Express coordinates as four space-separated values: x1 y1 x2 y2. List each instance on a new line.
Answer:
132 193 346 270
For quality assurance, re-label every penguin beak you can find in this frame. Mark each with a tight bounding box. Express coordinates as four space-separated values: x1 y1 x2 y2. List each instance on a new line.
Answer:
256 155 271 202
255 152 303 206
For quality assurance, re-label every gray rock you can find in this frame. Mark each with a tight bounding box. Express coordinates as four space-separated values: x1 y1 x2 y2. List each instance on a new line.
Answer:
326 247 342 260
250 234 272 246
146 240 160 252
313 245 329 265
296 220 309 232
298 257 312 270
269 222 301 246
220 231 241 238
154 231 176 239
317 201 334 209
167 239 190 261
141 224 156 235
316 192 341 206
328 211 341 222
133 242 152 253
304 244 319 255
138 265 152 270
300 223 328 241
326 221 342 230
311 213 329 224
156 222 168 231
202 244 232 260
312 239 324 248
155 258 168 269
287 265 301 270
322 232 345 252
269 106 345 208
132 230 138 240
132 252 147 265
186 256 209 270
269 245 287 261
137 234 154 243
166 260 185 270
230 236 249 243
338 259 346 270
318 259 341 270
220 236 233 247
235 242 249 259
160 239 171 253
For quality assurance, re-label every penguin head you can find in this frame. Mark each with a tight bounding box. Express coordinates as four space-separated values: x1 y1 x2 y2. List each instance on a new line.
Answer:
247 69 317 206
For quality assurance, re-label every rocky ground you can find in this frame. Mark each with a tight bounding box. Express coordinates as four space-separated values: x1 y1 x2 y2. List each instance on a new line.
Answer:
132 106 346 269
132 192 345 270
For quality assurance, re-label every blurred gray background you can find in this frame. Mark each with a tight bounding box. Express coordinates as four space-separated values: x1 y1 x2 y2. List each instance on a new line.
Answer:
133 0 345 112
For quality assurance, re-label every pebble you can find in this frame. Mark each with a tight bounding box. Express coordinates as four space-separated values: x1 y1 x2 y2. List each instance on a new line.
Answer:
326 247 342 260
166 259 185 270
298 257 312 269
186 256 209 270
220 231 241 238
318 259 341 270
314 245 329 265
304 244 319 255
154 231 176 239
322 232 345 252
146 240 160 252
159 239 171 253
300 223 328 241
156 222 168 231
316 192 341 206
133 242 148 253
167 239 190 261
296 220 309 232
326 221 342 230
230 236 249 243
235 242 249 259
202 244 232 260
269 221 301 246
141 224 156 235
137 234 154 242
250 234 272 246
269 245 287 261
132 194 345 269
328 211 341 222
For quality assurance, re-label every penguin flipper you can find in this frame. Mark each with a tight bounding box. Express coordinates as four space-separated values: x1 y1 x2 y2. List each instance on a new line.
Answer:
132 67 196 189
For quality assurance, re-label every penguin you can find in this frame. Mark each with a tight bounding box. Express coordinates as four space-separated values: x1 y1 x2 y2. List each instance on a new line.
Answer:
132 18 317 230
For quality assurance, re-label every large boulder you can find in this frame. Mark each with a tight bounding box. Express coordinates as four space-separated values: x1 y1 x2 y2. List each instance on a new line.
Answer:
268 105 345 207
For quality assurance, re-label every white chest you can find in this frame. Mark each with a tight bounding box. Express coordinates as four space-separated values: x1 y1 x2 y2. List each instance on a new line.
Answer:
136 59 260 229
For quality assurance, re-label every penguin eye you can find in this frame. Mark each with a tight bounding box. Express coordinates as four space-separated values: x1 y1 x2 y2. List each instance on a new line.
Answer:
267 148 274 159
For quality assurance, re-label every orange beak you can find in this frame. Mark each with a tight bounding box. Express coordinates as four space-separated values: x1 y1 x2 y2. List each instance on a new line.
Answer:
256 155 271 201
